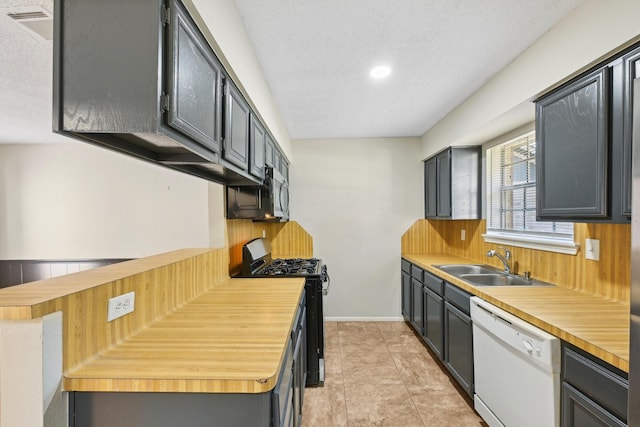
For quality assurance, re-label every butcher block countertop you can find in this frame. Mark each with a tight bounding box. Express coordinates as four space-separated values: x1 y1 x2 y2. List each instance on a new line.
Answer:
403 253 630 372
64 277 305 394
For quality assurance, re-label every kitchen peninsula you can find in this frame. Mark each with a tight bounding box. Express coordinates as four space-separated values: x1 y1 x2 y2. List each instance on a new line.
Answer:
0 247 305 426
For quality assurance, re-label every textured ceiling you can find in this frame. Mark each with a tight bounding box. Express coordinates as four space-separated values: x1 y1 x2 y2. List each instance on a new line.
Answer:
0 0 69 144
234 0 583 139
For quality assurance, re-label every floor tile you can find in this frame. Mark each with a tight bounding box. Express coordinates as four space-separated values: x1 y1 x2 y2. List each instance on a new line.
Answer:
338 330 387 353
337 321 381 332
343 383 424 427
341 351 403 385
303 321 482 427
302 382 349 427
374 321 413 333
383 330 429 353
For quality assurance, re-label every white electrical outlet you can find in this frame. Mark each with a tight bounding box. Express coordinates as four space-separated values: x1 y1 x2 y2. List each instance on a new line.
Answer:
107 291 135 322
461 229 466 241
585 238 600 261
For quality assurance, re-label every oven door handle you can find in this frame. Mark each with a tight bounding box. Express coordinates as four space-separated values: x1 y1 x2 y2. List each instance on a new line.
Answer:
321 265 330 295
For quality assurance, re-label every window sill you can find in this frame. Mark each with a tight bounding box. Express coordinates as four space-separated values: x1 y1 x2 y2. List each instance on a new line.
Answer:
482 232 579 255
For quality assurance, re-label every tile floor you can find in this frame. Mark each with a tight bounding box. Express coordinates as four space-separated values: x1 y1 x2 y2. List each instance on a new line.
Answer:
302 321 486 427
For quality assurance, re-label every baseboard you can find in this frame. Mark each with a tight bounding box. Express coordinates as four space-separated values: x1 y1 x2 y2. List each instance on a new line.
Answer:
325 316 405 322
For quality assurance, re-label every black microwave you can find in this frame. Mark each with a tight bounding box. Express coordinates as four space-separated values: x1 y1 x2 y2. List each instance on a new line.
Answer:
226 167 289 221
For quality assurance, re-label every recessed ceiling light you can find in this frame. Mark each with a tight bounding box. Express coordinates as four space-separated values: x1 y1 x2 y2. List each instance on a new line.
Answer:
370 65 391 79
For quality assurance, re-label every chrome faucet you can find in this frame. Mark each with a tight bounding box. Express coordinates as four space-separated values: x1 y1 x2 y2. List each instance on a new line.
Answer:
487 247 511 274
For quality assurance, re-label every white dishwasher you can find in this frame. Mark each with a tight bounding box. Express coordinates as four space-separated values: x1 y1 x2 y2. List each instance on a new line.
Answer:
470 297 561 427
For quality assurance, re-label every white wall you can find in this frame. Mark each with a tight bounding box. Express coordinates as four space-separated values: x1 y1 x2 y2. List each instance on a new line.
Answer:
421 0 640 158
291 138 422 319
0 142 221 259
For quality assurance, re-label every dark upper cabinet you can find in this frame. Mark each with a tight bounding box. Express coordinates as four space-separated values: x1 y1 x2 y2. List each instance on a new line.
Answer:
622 50 640 217
265 134 275 168
535 42 640 223
249 115 266 179
424 157 438 218
54 0 290 187
423 147 480 220
536 67 609 220
166 0 222 155
223 80 251 171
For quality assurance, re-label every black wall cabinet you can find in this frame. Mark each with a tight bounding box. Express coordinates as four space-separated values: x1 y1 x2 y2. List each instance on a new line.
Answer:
166 0 222 155
535 42 640 223
55 0 289 189
223 80 251 171
249 114 267 179
423 147 480 220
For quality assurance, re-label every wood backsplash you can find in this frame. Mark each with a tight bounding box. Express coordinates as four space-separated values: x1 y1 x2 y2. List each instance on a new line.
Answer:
401 219 631 303
226 220 313 276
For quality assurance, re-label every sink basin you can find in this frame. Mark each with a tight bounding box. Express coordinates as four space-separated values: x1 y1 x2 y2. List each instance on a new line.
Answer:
434 264 498 276
460 273 554 287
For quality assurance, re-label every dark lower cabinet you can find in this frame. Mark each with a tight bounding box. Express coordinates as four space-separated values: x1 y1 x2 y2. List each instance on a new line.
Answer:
563 383 626 427
410 278 424 334
423 286 444 360
401 260 412 321
444 300 473 397
422 271 444 360
562 343 628 427
400 260 472 396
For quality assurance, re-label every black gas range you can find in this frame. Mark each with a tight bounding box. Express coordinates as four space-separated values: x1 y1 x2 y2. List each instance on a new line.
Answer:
239 238 329 387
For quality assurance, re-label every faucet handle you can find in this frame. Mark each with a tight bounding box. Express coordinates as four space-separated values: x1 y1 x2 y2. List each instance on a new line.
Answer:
498 246 511 259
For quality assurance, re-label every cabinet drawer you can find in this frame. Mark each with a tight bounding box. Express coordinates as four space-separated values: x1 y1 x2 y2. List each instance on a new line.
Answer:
411 265 423 283
423 271 444 295
563 345 628 422
444 282 471 315
401 259 411 274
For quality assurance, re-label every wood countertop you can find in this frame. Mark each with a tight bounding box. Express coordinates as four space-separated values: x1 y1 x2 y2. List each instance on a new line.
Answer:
403 253 630 372
63 277 305 394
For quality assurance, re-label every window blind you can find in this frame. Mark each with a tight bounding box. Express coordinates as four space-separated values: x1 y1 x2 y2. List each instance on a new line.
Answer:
486 131 573 240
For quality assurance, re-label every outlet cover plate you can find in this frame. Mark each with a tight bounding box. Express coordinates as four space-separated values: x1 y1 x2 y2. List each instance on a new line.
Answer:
107 291 135 322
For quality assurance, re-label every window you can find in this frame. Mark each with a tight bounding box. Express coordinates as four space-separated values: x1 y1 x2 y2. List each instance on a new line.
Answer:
483 131 578 254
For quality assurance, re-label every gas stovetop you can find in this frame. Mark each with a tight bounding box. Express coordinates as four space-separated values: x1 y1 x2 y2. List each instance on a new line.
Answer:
260 258 321 276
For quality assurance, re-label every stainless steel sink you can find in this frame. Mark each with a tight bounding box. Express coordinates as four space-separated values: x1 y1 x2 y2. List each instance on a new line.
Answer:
460 273 534 287
434 264 554 287
434 264 498 276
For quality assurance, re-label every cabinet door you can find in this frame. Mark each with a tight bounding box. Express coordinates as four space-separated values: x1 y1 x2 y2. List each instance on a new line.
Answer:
166 0 222 153
444 301 473 396
265 134 275 168
423 287 444 360
249 115 266 179
401 271 411 322
536 67 609 219
411 278 424 334
562 383 626 427
223 80 250 170
622 49 640 217
436 150 451 218
424 157 437 218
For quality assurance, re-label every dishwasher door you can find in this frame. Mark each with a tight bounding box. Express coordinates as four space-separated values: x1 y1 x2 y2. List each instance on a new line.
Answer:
470 297 561 427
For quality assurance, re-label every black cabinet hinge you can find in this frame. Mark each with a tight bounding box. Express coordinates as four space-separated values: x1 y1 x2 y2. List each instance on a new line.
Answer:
161 5 170 25
161 93 170 112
